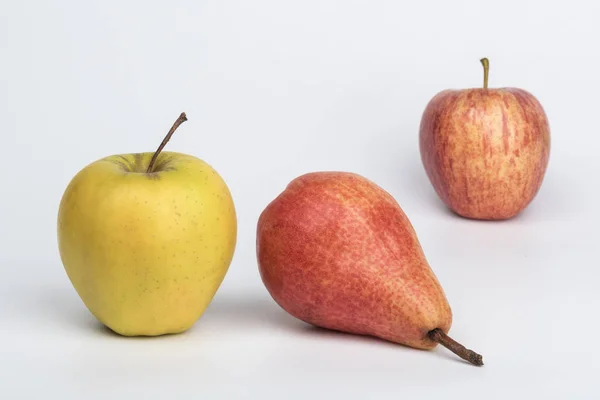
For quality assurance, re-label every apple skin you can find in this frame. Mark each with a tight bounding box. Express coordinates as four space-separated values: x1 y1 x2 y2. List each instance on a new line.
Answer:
419 88 551 220
256 172 452 350
57 151 237 336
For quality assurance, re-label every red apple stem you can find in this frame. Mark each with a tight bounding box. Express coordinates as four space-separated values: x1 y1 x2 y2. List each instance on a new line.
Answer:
480 58 489 89
146 112 188 173
428 328 484 366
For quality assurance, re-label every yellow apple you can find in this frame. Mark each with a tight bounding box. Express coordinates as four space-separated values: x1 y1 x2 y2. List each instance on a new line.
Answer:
57 113 237 336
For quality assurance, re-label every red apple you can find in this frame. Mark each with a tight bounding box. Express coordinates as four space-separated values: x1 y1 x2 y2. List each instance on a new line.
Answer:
419 58 551 220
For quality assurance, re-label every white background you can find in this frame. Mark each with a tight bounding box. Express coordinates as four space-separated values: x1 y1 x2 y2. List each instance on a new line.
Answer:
1 0 599 398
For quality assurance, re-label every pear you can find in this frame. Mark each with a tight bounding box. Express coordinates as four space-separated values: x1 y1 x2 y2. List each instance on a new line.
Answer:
256 171 483 366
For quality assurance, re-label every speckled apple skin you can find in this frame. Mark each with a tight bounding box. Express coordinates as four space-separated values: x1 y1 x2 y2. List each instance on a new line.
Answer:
256 172 452 350
419 88 551 220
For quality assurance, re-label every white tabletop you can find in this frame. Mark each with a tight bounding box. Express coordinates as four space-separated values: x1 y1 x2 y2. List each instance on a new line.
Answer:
1 0 598 398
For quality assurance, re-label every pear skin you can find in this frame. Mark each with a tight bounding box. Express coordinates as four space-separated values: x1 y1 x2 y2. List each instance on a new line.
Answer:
256 171 482 365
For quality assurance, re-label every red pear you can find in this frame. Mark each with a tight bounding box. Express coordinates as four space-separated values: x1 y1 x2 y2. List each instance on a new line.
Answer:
419 58 551 220
256 171 483 366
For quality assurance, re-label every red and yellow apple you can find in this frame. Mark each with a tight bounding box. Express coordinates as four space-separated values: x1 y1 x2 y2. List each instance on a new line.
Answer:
419 58 551 220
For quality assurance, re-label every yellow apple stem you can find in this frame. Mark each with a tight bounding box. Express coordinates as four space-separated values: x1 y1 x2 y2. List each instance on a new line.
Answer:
146 112 188 173
480 58 489 89
428 328 484 366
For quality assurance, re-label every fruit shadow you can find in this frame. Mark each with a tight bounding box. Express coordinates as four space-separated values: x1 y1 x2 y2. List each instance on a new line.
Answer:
35 286 305 338
299 325 477 366
33 284 220 340
390 159 454 217
32 285 119 338
204 296 477 366
33 287 480 364
201 293 307 332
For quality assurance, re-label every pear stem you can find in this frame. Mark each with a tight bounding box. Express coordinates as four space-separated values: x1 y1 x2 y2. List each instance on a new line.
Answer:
428 328 484 366
146 112 188 173
480 58 489 89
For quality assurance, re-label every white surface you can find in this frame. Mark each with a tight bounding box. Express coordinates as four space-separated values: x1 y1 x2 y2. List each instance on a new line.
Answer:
1 0 599 398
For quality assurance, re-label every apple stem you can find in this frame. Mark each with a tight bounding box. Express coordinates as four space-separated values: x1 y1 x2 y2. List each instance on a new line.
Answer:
480 58 490 89
428 328 484 366
146 112 188 173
